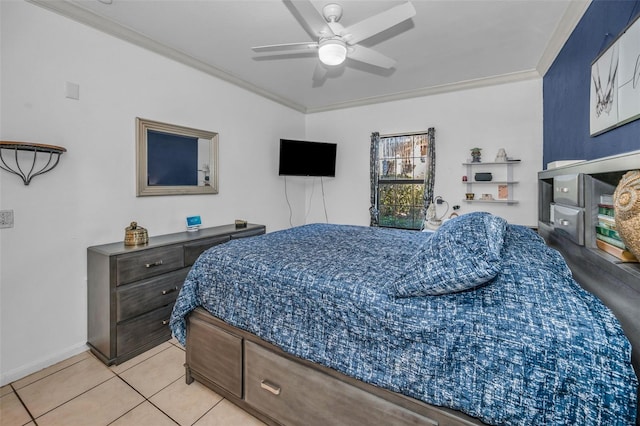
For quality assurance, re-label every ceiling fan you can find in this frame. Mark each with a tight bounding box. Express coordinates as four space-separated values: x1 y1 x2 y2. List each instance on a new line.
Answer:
252 1 416 72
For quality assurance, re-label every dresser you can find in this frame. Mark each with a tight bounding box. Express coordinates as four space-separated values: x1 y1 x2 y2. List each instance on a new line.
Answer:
87 223 266 365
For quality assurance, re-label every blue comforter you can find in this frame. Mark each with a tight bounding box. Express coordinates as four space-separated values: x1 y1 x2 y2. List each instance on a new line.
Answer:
170 213 638 425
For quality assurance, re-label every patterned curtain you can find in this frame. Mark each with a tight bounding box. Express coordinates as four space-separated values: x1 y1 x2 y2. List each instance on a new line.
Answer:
420 128 436 230
369 132 380 226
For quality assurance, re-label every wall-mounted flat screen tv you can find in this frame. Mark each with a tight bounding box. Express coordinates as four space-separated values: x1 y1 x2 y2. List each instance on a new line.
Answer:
278 139 337 177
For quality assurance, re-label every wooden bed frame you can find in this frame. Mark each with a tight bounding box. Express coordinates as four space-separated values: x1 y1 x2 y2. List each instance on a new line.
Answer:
183 153 640 425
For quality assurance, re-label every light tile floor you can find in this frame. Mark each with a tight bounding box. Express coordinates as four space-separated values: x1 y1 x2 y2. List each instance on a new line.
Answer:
0 339 266 426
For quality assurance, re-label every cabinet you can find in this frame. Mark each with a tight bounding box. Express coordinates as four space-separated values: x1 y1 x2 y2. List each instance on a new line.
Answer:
462 161 519 204
87 223 265 365
538 151 640 259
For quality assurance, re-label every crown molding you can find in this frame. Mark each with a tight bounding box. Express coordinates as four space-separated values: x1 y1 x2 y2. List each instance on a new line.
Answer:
26 0 308 113
26 0 577 115
537 0 591 76
305 70 542 114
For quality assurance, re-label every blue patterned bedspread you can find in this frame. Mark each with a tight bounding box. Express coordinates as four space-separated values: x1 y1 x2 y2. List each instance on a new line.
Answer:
170 213 638 425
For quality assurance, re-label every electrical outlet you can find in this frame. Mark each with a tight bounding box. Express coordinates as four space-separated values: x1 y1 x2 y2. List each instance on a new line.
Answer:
0 210 14 228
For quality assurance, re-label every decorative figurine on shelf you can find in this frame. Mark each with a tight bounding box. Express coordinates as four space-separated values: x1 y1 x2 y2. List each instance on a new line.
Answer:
495 148 507 162
613 170 640 259
470 147 482 163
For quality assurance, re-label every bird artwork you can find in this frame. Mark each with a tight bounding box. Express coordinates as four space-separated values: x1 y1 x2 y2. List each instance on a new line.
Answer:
592 45 619 119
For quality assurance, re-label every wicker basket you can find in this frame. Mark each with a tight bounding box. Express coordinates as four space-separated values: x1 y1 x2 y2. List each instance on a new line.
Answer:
124 221 148 246
613 170 640 259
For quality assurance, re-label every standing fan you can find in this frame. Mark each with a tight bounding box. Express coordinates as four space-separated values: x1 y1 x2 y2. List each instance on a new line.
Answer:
252 1 416 76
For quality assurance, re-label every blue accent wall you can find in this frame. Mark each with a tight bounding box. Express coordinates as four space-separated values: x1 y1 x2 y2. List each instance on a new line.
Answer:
543 0 640 166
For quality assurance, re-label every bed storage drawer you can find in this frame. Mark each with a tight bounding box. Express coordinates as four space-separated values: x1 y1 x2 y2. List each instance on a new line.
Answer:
244 342 437 426
116 304 173 356
553 204 584 245
187 314 243 398
231 227 267 239
116 268 188 322
116 246 184 285
553 174 583 207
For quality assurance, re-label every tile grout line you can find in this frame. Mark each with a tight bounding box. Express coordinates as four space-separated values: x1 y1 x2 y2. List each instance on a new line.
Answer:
112 371 182 425
113 344 222 426
20 374 119 422
9 383 39 426
11 341 188 426
112 346 186 425
11 354 91 392
190 396 226 426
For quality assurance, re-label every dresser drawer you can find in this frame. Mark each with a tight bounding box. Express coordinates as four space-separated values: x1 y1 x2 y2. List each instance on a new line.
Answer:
553 174 583 207
553 204 584 245
184 235 230 266
116 268 189 322
116 246 184 285
186 313 243 398
231 227 265 239
244 342 436 426
116 305 173 356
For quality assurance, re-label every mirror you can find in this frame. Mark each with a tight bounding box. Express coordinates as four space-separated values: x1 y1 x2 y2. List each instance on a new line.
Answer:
136 117 218 196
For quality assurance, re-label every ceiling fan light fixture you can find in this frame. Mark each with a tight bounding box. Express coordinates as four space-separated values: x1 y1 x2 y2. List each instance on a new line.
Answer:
318 40 347 66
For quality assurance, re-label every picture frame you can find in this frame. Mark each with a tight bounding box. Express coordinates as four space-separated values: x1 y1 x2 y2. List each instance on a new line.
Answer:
136 118 219 196
498 184 509 200
590 14 640 136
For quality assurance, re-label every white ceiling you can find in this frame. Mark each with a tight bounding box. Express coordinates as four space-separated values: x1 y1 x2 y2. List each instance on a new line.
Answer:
28 0 590 113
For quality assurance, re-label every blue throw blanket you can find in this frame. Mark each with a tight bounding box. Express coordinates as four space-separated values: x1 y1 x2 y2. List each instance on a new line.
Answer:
170 213 638 425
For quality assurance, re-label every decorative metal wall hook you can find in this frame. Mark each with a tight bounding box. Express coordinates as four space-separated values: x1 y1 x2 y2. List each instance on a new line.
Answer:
0 141 67 185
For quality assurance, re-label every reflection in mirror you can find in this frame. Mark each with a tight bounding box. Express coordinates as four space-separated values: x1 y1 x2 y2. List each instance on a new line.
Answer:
136 118 218 196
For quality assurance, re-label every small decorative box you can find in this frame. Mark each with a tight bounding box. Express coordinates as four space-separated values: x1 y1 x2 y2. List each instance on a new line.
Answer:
124 221 148 246
475 172 493 181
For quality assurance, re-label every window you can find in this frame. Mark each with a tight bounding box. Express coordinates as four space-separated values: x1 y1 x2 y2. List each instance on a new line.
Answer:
370 130 435 230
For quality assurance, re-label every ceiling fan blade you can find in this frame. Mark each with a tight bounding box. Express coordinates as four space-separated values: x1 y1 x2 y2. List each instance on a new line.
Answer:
343 2 416 45
348 45 396 69
252 42 318 53
284 0 334 39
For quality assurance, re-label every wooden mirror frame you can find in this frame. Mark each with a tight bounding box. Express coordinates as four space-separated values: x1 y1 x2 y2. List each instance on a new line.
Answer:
136 117 219 196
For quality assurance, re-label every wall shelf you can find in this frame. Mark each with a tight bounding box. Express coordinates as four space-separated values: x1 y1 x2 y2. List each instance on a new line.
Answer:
463 161 519 204
0 140 67 185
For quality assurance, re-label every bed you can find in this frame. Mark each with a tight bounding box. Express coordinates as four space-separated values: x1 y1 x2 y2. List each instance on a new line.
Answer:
170 212 638 425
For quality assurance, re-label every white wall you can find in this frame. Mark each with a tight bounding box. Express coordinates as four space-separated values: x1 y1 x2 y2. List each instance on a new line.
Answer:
0 1 305 384
0 2 544 385
304 79 543 227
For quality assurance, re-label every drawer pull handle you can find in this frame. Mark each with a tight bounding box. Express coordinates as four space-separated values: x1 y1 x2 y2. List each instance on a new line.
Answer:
560 187 570 193
162 319 170 325
260 380 281 395
559 219 571 226
145 260 164 268
162 286 179 295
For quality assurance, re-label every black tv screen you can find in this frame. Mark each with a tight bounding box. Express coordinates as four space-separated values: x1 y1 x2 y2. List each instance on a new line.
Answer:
278 139 337 177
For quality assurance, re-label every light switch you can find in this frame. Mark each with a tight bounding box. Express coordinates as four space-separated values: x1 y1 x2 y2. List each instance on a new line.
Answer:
65 82 80 100
0 210 14 228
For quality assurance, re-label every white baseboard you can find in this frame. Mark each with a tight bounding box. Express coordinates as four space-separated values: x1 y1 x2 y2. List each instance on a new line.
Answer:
0 342 89 386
